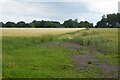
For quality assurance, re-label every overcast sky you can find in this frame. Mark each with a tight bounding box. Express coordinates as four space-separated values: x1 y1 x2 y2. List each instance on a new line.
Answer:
0 0 119 25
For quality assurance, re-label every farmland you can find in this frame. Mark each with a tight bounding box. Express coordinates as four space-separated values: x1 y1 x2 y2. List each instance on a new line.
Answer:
2 28 84 37
1 28 119 78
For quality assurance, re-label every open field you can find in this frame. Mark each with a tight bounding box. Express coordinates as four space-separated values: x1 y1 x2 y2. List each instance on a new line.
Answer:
1 28 84 37
2 28 119 78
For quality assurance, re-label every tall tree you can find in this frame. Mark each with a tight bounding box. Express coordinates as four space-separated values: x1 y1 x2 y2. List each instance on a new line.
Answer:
0 22 4 27
63 19 79 28
79 21 93 28
96 13 120 28
16 21 26 28
5 22 16 27
31 20 40 28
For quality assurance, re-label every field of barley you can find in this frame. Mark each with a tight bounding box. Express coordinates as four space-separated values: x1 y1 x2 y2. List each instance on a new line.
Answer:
2 28 84 37
2 28 119 78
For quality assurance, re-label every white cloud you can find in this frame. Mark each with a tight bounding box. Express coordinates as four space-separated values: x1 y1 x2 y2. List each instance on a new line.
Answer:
0 0 119 25
0 2 57 22
87 0 119 14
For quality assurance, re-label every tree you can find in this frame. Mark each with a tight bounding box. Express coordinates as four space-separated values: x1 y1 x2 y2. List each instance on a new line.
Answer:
50 21 62 28
79 21 93 28
5 22 16 27
117 13 120 27
0 22 4 27
30 20 62 28
25 23 31 28
30 23 35 28
63 19 79 28
31 20 40 28
107 14 117 27
117 13 120 24
16 21 26 28
96 13 120 28
39 20 47 28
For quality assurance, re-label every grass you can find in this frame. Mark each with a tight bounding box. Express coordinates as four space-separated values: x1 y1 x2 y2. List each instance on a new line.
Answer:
77 65 104 78
61 28 118 54
2 28 119 78
3 42 74 78
94 53 118 65
3 36 102 78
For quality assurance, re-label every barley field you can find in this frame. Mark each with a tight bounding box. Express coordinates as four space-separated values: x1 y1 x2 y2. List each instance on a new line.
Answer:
1 28 84 37
2 28 119 78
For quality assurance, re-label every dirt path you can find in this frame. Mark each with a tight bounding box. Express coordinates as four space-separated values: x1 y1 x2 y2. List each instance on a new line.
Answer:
41 41 80 51
70 54 118 78
40 41 118 78
70 55 97 69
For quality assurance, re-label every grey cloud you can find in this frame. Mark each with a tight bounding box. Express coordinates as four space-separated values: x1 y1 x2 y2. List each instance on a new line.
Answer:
0 0 118 25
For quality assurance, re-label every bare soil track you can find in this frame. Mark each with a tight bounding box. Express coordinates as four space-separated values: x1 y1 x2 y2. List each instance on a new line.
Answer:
41 41 118 78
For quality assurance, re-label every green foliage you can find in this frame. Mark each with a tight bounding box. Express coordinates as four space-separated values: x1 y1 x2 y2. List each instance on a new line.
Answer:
0 22 4 27
96 13 120 28
16 21 26 28
5 22 16 28
63 19 93 28
79 21 93 28
2 19 93 28
30 20 62 28
63 19 79 28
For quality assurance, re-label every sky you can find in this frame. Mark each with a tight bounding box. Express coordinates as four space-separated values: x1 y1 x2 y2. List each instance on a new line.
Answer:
0 0 119 25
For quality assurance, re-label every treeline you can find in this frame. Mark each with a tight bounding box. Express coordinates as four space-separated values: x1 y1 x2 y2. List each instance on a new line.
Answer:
0 13 120 28
0 19 93 28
